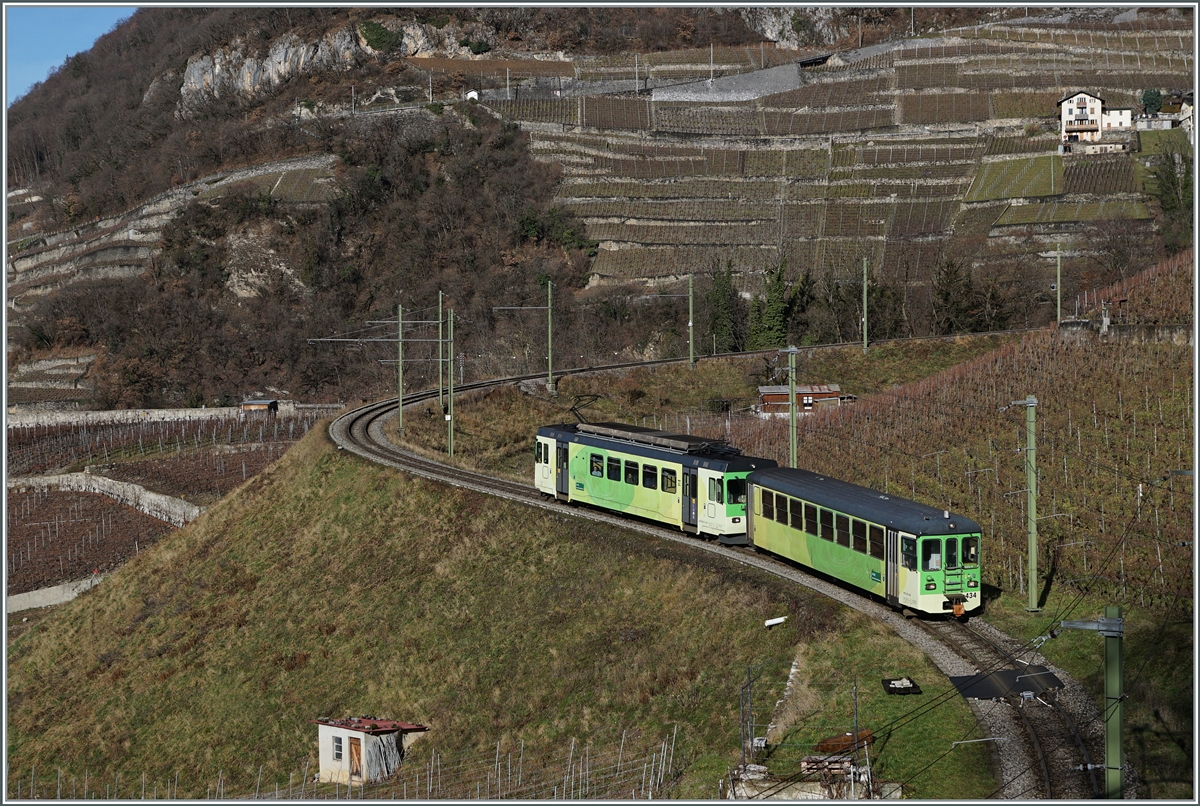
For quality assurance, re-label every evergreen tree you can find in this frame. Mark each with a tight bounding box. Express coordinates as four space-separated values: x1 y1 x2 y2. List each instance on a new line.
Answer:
1151 144 1193 254
705 261 741 353
931 257 979 334
748 264 792 349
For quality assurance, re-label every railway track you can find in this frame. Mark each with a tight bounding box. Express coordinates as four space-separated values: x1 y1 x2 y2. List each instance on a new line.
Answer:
914 619 1101 800
329 347 1101 799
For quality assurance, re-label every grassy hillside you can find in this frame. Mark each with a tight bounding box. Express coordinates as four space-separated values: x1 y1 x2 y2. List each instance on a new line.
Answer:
7 423 992 799
400 313 1193 797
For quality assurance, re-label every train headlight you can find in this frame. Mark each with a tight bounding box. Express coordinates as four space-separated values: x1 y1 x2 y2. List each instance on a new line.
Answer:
967 579 979 588
732 517 741 523
925 582 937 591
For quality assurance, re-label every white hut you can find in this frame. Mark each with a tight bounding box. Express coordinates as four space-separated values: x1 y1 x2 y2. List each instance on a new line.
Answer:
312 716 429 784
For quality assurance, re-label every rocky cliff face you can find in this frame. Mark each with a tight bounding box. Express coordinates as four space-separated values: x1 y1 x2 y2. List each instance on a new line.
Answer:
176 26 365 118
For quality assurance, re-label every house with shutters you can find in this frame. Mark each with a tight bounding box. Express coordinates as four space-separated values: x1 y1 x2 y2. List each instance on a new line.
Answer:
1057 91 1133 144
756 384 853 417
313 717 429 784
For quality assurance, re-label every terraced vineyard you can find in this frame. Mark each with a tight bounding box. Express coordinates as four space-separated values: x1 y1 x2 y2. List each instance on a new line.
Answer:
487 14 1190 334
1062 156 1141 194
994 199 1150 226
965 155 1064 201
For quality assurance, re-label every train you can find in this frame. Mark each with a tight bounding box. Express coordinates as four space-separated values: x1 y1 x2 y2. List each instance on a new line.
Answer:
534 421 982 618
534 421 776 540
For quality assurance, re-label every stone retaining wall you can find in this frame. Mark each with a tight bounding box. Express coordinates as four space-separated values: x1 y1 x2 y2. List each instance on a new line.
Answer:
7 472 200 526
1058 321 1193 346
7 400 344 426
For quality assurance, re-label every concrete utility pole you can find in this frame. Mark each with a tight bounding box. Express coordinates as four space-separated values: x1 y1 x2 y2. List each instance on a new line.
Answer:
438 291 444 408
688 274 695 369
447 310 454 457
1056 243 1062 324
1060 607 1124 798
1011 395 1039 611
546 280 555 395
862 256 869 353
403 302 408 431
780 347 800 468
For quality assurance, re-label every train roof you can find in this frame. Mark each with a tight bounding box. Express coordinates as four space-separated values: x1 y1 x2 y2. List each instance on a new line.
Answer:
749 467 981 537
538 422 776 473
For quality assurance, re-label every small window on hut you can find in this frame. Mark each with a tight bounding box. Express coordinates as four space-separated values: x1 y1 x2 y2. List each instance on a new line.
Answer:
333 735 343 761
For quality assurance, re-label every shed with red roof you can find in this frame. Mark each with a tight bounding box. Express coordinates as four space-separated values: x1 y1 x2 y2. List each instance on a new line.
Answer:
312 716 429 784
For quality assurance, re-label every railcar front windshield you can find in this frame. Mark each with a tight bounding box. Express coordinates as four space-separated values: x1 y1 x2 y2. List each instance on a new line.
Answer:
727 478 747 504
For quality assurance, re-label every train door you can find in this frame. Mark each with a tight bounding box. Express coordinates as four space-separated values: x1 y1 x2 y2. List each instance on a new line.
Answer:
540 438 552 485
681 468 699 533
885 528 900 608
555 442 570 500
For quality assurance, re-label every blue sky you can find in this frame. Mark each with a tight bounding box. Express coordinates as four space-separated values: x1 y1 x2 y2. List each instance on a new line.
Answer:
5 5 138 105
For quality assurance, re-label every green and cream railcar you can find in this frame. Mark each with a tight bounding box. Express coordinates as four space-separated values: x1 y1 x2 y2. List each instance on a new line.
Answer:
747 468 982 617
535 422 776 542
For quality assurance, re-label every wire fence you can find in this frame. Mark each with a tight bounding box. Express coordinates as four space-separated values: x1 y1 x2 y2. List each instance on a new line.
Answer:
9 731 685 800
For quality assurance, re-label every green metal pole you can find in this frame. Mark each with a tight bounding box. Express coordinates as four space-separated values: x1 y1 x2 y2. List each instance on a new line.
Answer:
547 281 555 395
688 273 695 369
1105 605 1124 799
1056 243 1062 324
862 256 868 354
447 310 454 458
788 348 797 469
1026 394 1038 611
438 290 444 408
403 303 408 434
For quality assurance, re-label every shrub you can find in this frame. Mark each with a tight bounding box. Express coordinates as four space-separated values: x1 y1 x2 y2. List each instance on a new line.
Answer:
359 20 401 52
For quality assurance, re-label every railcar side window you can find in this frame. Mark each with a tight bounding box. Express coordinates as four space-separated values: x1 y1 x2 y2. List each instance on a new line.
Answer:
607 457 621 481
624 460 639 485
852 519 867 553
805 503 818 536
922 539 942 571
962 536 980 566
708 477 723 504
727 478 747 504
590 454 604 477
819 508 834 541
762 491 774 520
835 514 850 547
945 537 959 569
790 498 804 530
661 468 677 493
901 536 917 570
775 494 788 525
643 464 658 489
536 443 543 463
869 525 885 559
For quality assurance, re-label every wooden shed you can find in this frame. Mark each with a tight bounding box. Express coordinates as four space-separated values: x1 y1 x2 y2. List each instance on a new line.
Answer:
240 399 278 415
312 717 428 784
757 384 845 417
